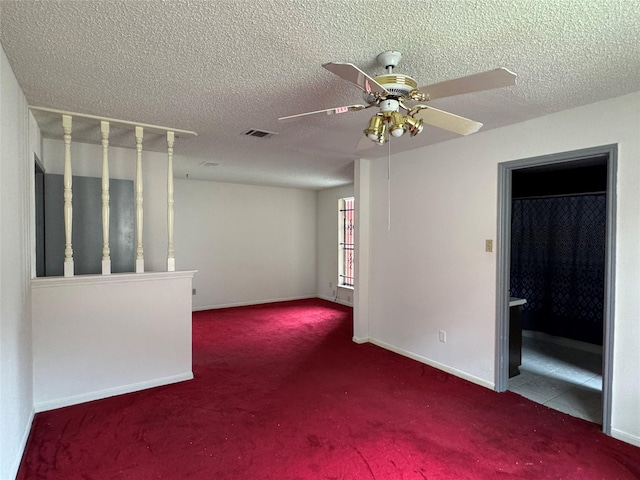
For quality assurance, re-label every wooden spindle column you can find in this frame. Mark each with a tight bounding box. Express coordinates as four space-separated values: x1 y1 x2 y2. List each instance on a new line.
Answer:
62 115 74 277
135 126 145 273
166 131 176 272
29 105 198 277
101 121 111 274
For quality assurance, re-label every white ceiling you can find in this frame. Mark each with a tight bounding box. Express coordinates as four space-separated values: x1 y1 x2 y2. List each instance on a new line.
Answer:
1 0 639 189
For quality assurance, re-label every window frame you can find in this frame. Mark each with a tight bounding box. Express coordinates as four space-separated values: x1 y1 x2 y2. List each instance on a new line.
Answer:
338 197 354 288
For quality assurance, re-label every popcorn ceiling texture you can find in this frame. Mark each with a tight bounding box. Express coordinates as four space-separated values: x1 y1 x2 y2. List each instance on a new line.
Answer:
1 0 639 188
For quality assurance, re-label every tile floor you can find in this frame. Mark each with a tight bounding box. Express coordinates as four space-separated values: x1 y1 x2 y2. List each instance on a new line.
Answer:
509 333 603 424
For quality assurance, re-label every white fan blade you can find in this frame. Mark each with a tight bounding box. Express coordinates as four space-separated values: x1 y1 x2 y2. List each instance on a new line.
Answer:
322 62 388 96
279 104 367 121
413 106 483 135
419 68 517 101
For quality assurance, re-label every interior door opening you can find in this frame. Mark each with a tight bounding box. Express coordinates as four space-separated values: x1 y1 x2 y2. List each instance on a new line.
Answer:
496 145 616 436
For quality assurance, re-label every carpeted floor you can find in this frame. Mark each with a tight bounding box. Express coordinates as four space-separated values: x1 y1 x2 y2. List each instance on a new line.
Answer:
17 298 640 479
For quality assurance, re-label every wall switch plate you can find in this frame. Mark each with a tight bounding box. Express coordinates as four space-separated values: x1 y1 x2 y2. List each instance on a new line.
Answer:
192 288 196 295
485 239 493 252
439 330 446 343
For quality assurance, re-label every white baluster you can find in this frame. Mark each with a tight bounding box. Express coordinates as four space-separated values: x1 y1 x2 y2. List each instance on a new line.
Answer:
166 131 176 272
135 126 144 273
62 115 74 277
101 121 111 275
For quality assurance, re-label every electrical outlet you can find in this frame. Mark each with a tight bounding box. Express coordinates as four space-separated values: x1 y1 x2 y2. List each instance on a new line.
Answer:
439 330 446 343
485 239 493 252
192 288 196 295
347 295 352 302
329 281 333 289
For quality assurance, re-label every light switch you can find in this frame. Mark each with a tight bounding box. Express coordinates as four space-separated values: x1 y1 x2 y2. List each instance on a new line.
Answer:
485 239 493 252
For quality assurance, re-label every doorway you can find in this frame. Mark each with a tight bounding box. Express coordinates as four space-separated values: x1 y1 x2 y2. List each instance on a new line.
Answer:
496 145 617 435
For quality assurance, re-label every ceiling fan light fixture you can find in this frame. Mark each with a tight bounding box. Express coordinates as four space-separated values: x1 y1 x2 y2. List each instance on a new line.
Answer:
279 51 516 149
378 121 388 144
405 116 424 137
364 114 385 141
389 112 405 137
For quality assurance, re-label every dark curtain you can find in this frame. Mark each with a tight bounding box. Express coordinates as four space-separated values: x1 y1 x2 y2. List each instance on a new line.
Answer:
510 194 606 345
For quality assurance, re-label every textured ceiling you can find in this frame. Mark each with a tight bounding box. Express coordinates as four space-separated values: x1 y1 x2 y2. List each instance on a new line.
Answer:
1 0 639 189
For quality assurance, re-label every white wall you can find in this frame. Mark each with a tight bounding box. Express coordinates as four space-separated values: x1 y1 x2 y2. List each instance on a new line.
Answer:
42 142 320 309
317 184 354 306
174 179 317 309
359 91 640 446
31 272 195 412
0 47 34 480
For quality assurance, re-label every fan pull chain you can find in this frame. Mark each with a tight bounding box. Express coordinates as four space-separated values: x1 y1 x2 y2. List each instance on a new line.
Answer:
387 137 391 231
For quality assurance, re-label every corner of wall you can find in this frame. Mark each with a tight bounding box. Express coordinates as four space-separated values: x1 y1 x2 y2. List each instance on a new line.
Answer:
0 46 36 480
315 183 354 302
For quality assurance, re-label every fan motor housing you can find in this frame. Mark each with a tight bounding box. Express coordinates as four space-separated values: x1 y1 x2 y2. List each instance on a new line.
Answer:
375 73 418 97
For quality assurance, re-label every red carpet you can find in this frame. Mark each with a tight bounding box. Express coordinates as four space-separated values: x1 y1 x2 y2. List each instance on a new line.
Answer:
18 298 640 479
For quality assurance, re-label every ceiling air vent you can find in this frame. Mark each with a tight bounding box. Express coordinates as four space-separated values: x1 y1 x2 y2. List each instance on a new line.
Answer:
242 129 277 139
199 161 219 167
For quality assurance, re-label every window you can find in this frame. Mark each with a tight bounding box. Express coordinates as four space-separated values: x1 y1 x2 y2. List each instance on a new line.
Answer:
339 197 354 287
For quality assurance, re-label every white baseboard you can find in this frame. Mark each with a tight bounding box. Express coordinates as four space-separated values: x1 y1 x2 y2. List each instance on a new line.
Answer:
35 372 194 413
352 336 369 344
611 428 640 448
195 295 353 311
317 294 354 307
368 337 495 390
192 295 316 311
334 298 354 307
9 406 35 480
522 330 603 354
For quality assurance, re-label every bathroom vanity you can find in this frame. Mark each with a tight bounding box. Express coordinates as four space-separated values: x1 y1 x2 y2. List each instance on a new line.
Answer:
509 297 527 377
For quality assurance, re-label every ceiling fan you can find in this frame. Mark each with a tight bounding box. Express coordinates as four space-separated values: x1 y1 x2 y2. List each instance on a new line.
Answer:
279 51 517 146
